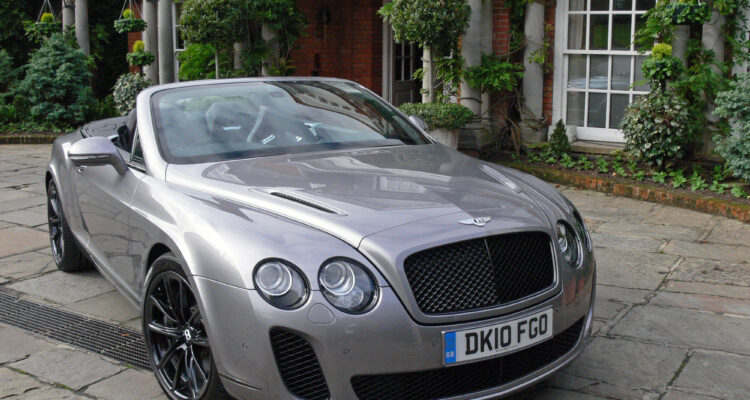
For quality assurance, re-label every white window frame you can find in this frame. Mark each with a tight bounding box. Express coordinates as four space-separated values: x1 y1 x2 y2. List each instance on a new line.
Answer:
552 0 651 143
172 2 184 81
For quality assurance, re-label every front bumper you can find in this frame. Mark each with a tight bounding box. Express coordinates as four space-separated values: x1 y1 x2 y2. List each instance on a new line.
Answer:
192 266 594 400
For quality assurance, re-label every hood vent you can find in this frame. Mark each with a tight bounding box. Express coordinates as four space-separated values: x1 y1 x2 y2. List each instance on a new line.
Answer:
269 191 346 215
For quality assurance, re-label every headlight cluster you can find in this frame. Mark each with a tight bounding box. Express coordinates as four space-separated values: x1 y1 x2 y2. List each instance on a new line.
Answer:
253 258 378 313
556 221 583 267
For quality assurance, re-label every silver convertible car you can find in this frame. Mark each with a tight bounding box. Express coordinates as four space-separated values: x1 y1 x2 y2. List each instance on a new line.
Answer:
46 78 595 400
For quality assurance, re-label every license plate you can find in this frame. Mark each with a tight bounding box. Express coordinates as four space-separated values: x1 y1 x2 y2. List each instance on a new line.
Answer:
443 308 553 365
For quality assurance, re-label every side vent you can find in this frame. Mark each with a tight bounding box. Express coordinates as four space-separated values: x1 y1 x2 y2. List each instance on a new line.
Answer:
269 191 345 215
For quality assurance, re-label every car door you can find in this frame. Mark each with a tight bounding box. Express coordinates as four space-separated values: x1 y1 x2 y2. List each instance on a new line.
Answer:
72 131 144 298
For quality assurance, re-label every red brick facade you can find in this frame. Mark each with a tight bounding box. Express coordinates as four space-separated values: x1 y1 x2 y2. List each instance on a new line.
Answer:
292 0 383 94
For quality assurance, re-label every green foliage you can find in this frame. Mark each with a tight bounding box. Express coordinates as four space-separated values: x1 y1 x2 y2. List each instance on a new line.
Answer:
548 120 570 159
713 164 731 182
577 156 593 171
378 0 471 54
670 169 687 188
560 153 576 169
651 43 672 59
112 73 151 115
14 33 94 126
613 163 628 177
91 95 118 120
464 53 524 94
40 13 55 23
665 1 711 25
597 158 609 174
122 9 134 19
641 53 684 90
627 158 638 173
710 180 730 194
248 0 307 76
0 50 16 96
180 0 248 49
132 40 145 53
689 169 708 191
528 152 541 163
432 55 466 103
731 184 749 199
24 20 61 43
714 73 750 182
653 171 668 183
178 44 218 80
634 170 646 181
126 50 155 67
621 90 691 169
114 18 147 34
398 102 474 130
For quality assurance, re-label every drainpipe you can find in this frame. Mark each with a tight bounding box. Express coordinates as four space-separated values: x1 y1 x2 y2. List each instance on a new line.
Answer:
74 0 89 54
158 0 175 83
143 0 159 84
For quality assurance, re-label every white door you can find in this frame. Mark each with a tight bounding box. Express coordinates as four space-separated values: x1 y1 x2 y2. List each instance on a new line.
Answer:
561 0 653 142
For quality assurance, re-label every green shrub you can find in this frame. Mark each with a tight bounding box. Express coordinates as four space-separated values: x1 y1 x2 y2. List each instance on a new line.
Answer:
621 89 691 169
378 0 471 54
641 55 684 90
132 40 145 53
713 73 750 182
178 44 217 80
651 43 672 59
112 73 151 115
548 119 570 158
597 158 609 173
122 9 134 19
24 19 61 42
14 33 94 126
40 12 54 23
398 102 474 130
464 53 524 94
0 50 16 97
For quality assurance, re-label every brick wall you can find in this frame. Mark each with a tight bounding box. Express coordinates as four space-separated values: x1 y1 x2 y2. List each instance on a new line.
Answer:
292 0 383 94
543 4 556 125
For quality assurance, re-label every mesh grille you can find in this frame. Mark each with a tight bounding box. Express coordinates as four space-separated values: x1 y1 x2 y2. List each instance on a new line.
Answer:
404 231 555 314
0 292 150 369
270 329 330 400
351 318 584 400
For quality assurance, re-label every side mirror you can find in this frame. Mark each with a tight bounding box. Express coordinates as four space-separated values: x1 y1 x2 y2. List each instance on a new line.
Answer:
408 115 429 132
68 136 128 175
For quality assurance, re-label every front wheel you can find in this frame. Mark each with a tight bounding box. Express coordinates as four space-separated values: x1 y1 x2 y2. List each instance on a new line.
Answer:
143 253 231 400
47 180 90 272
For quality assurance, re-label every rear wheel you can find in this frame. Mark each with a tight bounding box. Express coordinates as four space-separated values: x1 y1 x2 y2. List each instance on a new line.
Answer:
47 180 90 272
143 253 231 400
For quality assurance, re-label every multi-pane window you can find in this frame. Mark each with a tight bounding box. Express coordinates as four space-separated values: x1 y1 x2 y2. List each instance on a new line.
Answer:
563 0 654 139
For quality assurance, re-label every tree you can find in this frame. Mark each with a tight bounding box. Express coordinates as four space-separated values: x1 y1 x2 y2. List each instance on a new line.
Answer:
14 33 94 126
180 0 249 79
379 0 471 102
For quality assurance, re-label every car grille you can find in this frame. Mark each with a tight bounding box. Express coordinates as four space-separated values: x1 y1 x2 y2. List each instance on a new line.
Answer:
351 317 584 400
404 231 556 314
270 329 330 400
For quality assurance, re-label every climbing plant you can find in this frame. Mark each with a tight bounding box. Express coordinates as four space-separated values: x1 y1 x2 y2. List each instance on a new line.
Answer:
247 0 307 76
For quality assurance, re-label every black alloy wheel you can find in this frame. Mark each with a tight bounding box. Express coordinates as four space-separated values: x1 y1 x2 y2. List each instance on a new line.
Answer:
144 254 230 400
46 180 89 272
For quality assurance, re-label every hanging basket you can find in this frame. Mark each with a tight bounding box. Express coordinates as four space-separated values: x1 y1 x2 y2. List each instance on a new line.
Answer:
114 17 147 34
666 2 710 25
114 0 146 34
127 50 156 67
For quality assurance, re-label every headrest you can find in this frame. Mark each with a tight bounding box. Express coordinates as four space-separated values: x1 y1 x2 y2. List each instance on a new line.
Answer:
205 101 256 138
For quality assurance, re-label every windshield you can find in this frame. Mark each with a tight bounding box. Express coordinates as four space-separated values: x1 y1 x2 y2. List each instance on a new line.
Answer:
150 81 431 164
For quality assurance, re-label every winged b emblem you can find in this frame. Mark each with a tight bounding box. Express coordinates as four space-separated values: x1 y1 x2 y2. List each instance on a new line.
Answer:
458 216 492 227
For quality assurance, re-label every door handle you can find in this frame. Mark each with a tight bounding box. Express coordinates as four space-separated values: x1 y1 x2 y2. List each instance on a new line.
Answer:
76 166 86 174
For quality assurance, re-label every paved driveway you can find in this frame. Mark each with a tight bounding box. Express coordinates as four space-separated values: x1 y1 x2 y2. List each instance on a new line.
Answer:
1 144 749 400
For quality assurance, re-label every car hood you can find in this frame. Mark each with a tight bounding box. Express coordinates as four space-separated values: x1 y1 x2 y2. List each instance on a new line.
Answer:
165 144 552 248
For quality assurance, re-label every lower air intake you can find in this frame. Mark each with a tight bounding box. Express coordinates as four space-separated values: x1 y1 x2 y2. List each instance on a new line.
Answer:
270 328 330 400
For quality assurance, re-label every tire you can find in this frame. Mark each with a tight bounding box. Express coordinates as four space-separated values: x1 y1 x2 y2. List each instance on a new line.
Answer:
143 253 232 400
47 180 90 272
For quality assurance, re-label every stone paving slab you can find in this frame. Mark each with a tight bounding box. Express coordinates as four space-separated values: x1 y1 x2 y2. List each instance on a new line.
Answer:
662 281 750 300
663 240 750 264
650 291 750 317
0 227 49 258
67 290 140 323
0 326 56 364
7 270 115 305
594 248 678 290
0 251 56 281
9 348 125 390
594 221 704 241
0 367 41 398
673 351 750 400
611 305 750 355
84 369 165 400
669 257 750 287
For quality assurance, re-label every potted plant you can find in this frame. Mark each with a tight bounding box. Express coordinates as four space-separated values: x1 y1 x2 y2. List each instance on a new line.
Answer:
666 0 710 25
398 102 475 149
36 12 60 36
114 8 147 34
126 40 155 67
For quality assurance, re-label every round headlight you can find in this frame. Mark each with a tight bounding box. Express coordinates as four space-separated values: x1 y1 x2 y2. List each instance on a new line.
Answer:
573 212 591 251
556 221 581 267
319 259 377 313
254 260 308 309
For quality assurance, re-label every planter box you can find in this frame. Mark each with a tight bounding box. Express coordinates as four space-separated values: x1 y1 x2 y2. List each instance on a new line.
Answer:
427 128 460 149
